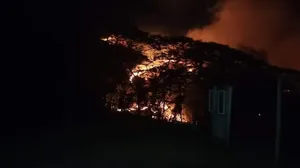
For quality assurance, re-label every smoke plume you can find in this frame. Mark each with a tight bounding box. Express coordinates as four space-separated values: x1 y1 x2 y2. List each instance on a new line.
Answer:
135 0 219 36
186 0 300 70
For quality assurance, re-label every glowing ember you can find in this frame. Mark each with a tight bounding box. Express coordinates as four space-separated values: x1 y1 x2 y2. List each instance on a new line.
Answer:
141 106 148 111
188 68 194 72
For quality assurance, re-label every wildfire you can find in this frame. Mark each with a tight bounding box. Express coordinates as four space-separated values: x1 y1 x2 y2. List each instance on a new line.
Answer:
101 34 199 123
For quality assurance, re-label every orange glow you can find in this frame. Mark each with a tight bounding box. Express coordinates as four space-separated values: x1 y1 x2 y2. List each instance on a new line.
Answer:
186 0 300 70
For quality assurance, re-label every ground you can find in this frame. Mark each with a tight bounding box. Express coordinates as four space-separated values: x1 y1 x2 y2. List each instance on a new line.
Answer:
15 113 275 168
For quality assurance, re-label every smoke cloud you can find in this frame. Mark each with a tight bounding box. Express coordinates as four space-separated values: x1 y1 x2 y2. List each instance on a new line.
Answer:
186 0 300 70
135 0 219 36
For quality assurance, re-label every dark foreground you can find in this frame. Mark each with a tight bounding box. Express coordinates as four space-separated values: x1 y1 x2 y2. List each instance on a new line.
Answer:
15 112 276 168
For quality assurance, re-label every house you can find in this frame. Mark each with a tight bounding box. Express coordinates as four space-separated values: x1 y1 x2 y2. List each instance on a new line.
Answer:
206 67 300 161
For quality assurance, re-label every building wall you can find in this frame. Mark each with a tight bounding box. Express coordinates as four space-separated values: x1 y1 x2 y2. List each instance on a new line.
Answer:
230 75 277 159
281 79 300 162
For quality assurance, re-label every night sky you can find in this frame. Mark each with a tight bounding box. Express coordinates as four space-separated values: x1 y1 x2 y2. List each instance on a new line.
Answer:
136 0 300 70
15 0 300 70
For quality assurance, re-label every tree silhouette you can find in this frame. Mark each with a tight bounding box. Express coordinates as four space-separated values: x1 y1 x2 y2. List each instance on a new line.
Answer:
238 45 268 63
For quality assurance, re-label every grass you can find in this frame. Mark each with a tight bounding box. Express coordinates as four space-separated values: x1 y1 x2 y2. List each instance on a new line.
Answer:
17 112 275 168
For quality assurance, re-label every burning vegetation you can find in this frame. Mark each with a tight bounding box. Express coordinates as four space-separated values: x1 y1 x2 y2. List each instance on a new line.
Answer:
101 34 206 123
100 32 267 123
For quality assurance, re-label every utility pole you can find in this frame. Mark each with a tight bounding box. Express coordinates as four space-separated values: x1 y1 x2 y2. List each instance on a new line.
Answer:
275 74 282 165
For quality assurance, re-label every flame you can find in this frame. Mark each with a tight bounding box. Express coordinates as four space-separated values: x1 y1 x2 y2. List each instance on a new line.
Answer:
187 68 194 72
122 101 189 122
141 106 148 111
101 34 195 123
101 35 197 82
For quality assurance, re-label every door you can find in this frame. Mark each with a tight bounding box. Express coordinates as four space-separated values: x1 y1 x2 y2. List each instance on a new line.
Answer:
209 87 232 144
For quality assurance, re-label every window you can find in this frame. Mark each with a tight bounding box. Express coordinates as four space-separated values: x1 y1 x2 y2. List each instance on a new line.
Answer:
208 89 215 112
209 88 227 114
218 90 226 115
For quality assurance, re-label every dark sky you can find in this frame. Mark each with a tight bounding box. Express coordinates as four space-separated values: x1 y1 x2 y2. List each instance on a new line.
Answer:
60 0 299 70
132 0 220 35
78 0 300 70
73 0 220 35
131 0 300 70
12 0 300 80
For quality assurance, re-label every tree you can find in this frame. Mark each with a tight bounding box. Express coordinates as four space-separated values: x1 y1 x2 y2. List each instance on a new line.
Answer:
81 41 145 114
132 77 147 114
238 45 268 63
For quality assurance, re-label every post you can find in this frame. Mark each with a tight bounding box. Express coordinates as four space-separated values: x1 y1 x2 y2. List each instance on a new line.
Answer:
275 74 282 165
226 86 233 146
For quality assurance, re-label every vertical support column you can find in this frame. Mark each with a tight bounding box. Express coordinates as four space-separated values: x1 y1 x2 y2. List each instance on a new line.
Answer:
275 74 282 165
213 86 218 113
226 86 233 146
